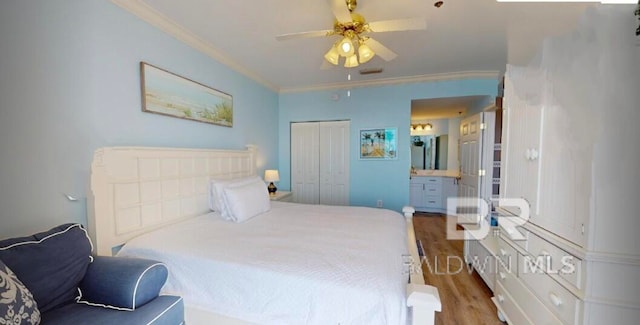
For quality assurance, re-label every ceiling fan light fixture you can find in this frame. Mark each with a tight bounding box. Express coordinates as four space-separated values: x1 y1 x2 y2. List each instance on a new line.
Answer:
338 37 355 57
324 45 340 65
344 54 359 68
358 42 375 63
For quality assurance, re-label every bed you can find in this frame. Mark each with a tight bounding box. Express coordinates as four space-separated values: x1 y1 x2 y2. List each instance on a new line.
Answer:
87 145 441 325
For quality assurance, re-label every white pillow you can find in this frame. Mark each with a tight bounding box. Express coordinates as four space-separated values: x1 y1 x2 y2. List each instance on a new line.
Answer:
209 176 262 217
223 180 271 223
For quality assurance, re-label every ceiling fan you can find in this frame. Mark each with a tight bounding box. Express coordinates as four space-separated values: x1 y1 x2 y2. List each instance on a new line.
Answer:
275 0 427 68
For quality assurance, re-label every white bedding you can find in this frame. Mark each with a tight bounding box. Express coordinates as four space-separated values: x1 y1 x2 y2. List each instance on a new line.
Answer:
117 202 409 325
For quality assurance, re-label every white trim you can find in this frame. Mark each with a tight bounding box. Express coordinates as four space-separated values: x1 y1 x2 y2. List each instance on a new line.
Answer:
146 296 184 325
279 71 501 94
583 251 640 266
76 287 134 311
0 224 94 255
132 263 168 308
583 296 640 310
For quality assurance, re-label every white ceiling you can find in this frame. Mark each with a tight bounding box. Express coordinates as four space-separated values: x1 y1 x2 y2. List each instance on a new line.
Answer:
113 0 593 94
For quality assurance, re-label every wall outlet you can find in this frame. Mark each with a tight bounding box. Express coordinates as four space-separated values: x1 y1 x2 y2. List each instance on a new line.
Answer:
376 200 383 208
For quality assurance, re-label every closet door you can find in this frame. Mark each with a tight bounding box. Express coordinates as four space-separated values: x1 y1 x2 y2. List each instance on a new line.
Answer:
319 121 350 205
291 122 320 204
291 121 350 205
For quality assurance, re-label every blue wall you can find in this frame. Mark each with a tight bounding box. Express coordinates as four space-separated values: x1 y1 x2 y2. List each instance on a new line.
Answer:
0 0 278 238
279 79 498 212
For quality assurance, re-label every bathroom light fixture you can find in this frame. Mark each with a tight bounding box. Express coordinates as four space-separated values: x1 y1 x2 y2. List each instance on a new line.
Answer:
411 123 433 131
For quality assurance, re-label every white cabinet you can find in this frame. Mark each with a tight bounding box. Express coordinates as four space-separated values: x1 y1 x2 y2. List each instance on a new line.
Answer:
409 182 427 208
410 176 457 213
497 43 640 324
499 68 586 247
465 229 499 292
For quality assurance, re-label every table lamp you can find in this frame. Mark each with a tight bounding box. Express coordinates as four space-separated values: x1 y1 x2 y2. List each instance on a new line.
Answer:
264 169 279 195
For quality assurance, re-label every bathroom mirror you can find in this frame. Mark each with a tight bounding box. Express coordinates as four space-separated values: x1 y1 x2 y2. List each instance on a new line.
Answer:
411 135 434 169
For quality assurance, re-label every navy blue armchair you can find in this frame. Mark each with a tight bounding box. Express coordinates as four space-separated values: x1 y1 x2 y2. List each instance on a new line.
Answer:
0 224 183 325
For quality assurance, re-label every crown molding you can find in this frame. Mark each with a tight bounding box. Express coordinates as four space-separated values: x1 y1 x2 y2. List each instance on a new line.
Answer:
279 71 501 94
110 0 280 93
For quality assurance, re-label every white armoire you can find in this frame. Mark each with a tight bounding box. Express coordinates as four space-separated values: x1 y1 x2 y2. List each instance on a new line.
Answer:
493 7 639 325
290 121 350 205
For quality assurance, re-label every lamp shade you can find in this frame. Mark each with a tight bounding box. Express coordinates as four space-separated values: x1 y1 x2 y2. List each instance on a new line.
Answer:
264 169 280 182
358 43 375 63
337 37 355 57
344 55 359 68
324 45 340 65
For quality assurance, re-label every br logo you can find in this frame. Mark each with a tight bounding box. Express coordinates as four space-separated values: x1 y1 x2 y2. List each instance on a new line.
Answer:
446 198 530 241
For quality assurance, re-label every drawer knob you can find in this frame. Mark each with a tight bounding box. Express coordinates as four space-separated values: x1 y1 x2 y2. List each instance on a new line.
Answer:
500 248 508 256
499 272 507 280
549 292 563 307
497 294 505 303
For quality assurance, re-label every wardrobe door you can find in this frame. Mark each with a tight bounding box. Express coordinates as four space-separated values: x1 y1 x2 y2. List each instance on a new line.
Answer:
500 72 541 219
319 121 350 205
291 121 350 205
291 122 320 204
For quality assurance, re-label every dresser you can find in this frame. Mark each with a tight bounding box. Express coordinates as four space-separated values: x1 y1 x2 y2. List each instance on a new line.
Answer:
492 17 640 324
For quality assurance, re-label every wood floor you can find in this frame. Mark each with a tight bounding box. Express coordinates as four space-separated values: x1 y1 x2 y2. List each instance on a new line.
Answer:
413 213 504 325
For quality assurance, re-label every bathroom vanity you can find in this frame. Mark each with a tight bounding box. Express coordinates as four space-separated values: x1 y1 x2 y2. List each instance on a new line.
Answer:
409 170 459 213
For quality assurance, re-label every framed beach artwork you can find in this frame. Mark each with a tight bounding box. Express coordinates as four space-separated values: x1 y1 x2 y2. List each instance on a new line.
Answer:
360 128 397 160
140 62 233 127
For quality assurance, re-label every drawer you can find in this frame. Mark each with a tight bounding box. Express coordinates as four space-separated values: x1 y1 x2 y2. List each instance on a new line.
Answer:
500 224 529 251
528 232 582 289
520 264 581 325
493 281 533 325
423 177 442 185
424 195 442 208
424 185 441 195
497 262 563 325
497 237 519 271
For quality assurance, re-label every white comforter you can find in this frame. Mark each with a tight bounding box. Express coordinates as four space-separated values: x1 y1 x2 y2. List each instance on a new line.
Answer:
117 202 409 325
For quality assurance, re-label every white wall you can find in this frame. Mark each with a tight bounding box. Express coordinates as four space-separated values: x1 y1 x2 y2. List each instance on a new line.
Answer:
447 117 461 171
0 0 279 238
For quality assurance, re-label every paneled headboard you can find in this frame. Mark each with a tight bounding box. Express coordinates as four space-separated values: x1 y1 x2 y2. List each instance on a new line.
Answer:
88 145 257 255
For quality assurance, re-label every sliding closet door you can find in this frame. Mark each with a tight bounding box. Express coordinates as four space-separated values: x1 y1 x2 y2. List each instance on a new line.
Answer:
291 121 350 205
319 121 350 205
291 122 320 204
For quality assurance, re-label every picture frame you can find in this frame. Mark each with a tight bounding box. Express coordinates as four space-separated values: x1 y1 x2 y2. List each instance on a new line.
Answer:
140 62 233 127
359 128 398 160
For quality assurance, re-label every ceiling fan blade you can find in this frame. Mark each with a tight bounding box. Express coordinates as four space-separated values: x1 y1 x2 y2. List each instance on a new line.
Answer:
329 0 352 22
366 38 397 61
368 18 427 33
275 29 333 41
